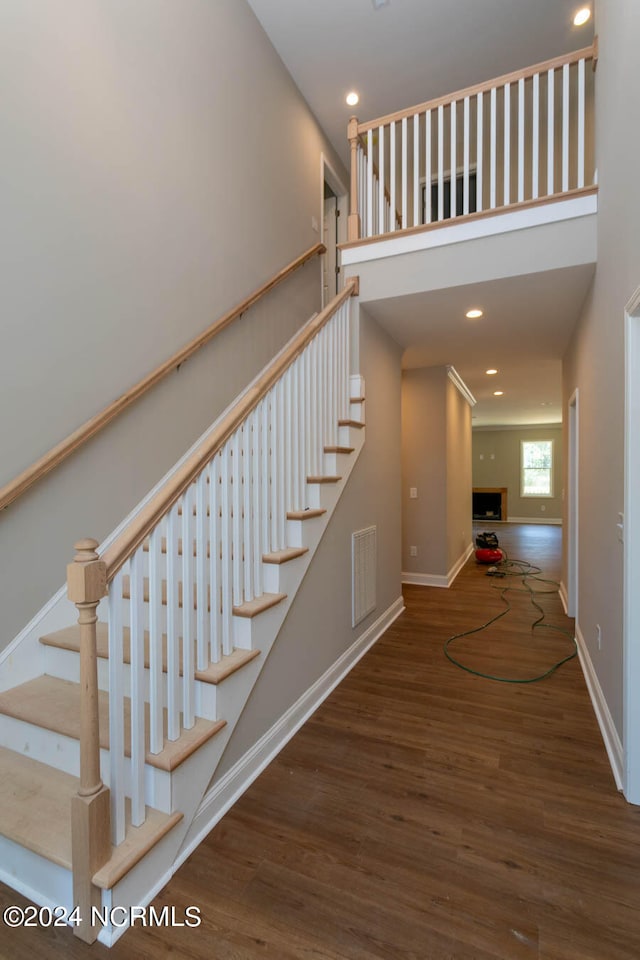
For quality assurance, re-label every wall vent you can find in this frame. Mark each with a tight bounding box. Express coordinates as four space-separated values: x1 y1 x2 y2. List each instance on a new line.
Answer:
352 526 377 627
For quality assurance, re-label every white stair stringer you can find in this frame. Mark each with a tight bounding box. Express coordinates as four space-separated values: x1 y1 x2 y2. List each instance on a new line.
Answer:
0 419 365 947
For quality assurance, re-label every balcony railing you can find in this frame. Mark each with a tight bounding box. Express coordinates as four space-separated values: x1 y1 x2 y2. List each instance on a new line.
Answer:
347 44 597 244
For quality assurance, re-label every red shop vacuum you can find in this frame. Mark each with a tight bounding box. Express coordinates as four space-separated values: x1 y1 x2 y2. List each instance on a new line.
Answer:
475 531 503 565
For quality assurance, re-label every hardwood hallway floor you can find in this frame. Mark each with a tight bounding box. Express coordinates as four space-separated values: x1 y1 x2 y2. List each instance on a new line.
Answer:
3 524 640 959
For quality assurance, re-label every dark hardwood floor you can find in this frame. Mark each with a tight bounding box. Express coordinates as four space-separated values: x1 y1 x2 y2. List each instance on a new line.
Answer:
3 523 640 959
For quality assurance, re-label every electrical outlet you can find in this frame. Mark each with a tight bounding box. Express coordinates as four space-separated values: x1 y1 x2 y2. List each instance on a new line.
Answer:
409 487 418 499
596 624 602 650
410 546 418 557
541 505 546 512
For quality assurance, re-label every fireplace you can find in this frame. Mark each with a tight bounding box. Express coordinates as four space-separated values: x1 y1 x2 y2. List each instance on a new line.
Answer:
473 487 508 521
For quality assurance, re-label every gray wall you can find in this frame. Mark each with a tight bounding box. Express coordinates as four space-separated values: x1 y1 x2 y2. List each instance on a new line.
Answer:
0 0 347 648
562 0 640 739
401 367 472 579
215 308 403 778
473 425 563 521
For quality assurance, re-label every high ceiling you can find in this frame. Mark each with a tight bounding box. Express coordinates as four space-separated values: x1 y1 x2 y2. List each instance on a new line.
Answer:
247 0 596 426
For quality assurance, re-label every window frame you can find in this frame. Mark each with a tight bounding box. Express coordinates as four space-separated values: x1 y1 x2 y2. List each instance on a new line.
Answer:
520 438 554 498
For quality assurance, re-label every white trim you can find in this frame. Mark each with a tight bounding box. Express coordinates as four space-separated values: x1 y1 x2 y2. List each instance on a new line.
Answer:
321 153 348 306
558 580 569 615
507 515 562 525
341 194 597 266
402 542 473 589
624 285 640 804
446 365 477 406
575 622 624 792
567 388 579 618
172 596 405 873
473 422 561 432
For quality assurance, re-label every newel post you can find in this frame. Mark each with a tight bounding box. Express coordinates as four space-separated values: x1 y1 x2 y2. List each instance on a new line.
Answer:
67 538 111 943
348 116 361 242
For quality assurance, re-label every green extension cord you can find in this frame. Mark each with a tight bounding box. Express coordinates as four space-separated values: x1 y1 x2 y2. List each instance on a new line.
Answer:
443 552 578 683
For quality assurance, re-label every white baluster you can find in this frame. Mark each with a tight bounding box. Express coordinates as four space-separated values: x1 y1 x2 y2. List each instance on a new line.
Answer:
129 548 145 825
450 99 457 218
367 128 373 238
166 501 180 741
108 571 125 845
291 363 300 512
277 377 286 549
297 357 306 505
378 124 385 233
562 62 570 192
490 87 497 209
242 421 253 602
476 92 483 213
401 116 408 233
547 68 555 195
269 387 279 551
438 104 444 221
148 525 163 754
425 109 432 223
532 73 540 200
463 96 470 215
578 58 585 188
231 431 242 604
195 469 209 672
518 77 525 202
181 484 195 730
261 399 271 554
504 82 511 206
220 441 233 655
390 121 396 231
208 455 222 664
251 408 263 597
304 343 312 493
413 113 419 228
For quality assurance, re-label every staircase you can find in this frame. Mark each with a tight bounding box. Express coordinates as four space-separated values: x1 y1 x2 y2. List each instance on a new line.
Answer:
0 283 363 944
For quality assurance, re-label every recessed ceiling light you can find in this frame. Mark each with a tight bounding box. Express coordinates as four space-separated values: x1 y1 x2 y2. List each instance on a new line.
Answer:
486 369 498 375
346 91 359 107
573 7 591 26
466 308 483 319
372 0 390 9
493 391 504 396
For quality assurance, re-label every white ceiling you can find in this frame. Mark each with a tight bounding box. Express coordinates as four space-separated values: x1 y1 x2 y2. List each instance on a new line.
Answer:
246 0 595 426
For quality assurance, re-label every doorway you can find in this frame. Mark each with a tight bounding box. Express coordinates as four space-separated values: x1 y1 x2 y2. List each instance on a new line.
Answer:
321 155 348 309
624 287 640 804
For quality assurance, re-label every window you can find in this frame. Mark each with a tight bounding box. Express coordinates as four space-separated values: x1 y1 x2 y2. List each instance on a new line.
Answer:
521 440 553 497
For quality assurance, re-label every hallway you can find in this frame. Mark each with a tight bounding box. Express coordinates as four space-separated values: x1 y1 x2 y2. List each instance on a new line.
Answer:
3 525 640 960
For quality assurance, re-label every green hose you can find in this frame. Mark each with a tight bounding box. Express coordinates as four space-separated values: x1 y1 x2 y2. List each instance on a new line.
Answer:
443 553 577 683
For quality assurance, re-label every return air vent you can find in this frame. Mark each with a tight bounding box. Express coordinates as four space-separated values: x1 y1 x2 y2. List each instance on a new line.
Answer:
352 526 377 627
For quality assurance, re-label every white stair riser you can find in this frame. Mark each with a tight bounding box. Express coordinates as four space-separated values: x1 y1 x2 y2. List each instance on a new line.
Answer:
40 644 218 721
0 714 173 813
262 555 308 596
0 835 73 917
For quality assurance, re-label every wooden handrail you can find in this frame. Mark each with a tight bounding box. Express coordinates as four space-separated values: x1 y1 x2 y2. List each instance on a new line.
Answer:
357 44 596 134
102 279 359 581
0 242 326 513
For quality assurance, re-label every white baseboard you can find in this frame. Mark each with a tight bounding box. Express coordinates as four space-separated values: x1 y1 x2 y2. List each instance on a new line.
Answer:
507 516 562 525
558 580 569 614
402 542 473 589
575 622 624 790
173 595 405 873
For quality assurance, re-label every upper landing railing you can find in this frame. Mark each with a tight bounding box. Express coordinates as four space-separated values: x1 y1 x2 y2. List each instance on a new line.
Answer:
346 44 597 244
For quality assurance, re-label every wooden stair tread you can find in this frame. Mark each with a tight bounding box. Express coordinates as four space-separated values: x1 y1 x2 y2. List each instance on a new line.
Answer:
324 446 354 454
287 508 326 520
0 676 225 773
232 593 286 618
350 396 365 403
93 804 183 890
196 648 261 684
40 624 257 687
306 475 341 484
0 745 76 869
262 546 309 564
338 419 365 428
